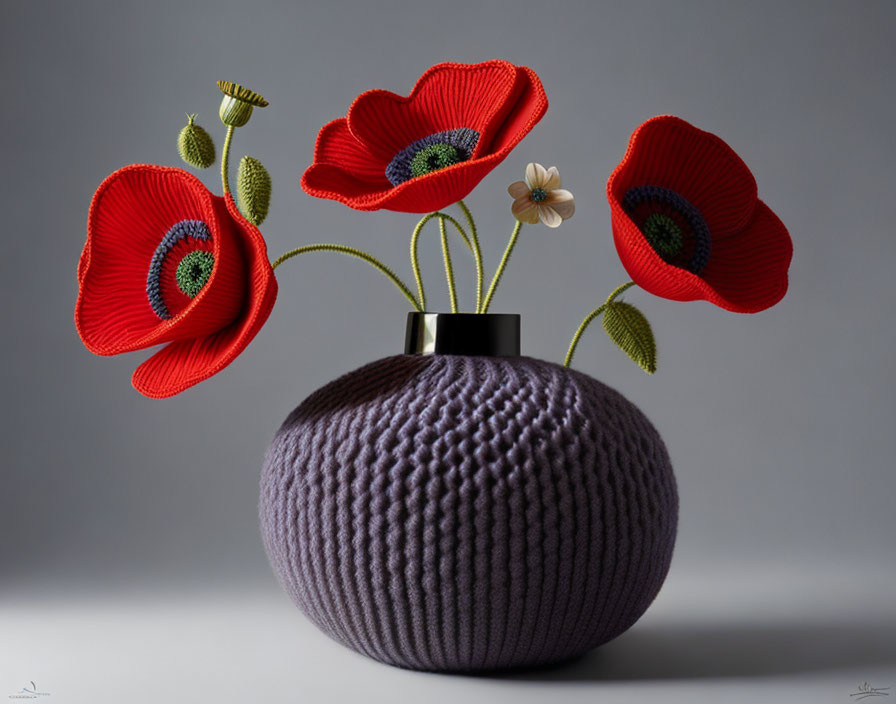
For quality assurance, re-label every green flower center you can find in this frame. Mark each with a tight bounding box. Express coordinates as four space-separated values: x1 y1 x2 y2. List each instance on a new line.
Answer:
176 250 215 298
530 188 548 203
409 143 462 178
642 213 683 259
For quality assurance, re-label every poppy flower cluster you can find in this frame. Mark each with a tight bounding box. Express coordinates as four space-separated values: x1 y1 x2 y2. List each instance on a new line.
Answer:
75 60 792 396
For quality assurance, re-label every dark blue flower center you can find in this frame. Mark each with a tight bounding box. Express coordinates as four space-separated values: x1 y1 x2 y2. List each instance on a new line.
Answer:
530 187 548 203
622 186 711 274
386 128 480 186
146 219 212 319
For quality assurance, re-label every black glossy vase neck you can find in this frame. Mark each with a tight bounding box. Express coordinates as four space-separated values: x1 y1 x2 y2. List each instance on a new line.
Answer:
404 313 520 356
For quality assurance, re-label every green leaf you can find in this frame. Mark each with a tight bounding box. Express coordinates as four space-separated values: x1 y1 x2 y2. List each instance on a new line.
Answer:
237 156 272 225
602 302 657 374
177 114 216 169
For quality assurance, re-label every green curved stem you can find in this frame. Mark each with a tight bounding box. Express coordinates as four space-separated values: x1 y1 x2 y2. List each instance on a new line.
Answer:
410 212 475 311
457 200 482 312
221 125 235 195
480 221 523 314
272 244 422 311
563 281 636 367
410 215 431 311
439 217 458 313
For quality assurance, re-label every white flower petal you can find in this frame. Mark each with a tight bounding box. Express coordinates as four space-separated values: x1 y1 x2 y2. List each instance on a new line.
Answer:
512 196 540 224
546 189 575 220
538 205 563 228
549 197 575 220
543 166 562 190
548 188 574 203
525 162 548 189
507 180 530 199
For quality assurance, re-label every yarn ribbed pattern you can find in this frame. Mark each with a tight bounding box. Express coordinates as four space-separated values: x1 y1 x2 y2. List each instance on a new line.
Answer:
75 165 278 398
260 355 677 672
607 115 792 313
300 60 548 213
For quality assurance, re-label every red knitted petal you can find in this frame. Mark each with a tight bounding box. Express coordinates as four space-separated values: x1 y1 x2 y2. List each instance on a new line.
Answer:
301 163 393 207
345 60 524 163
697 201 792 313
610 194 704 301
311 118 391 184
131 195 278 398
609 116 757 237
611 198 791 312
76 165 247 355
303 152 513 213
487 66 547 153
302 66 547 213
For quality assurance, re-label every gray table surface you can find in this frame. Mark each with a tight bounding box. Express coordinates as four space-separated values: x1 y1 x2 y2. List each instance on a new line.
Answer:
3 565 893 704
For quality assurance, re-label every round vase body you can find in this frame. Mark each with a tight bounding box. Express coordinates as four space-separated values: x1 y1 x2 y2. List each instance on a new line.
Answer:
260 354 677 672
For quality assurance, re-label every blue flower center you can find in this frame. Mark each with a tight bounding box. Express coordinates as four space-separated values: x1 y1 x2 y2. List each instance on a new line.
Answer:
386 128 480 186
146 219 212 319
622 186 711 274
530 188 548 203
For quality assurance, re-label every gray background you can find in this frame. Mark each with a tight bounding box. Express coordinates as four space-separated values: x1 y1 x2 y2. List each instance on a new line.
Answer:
1 1 894 702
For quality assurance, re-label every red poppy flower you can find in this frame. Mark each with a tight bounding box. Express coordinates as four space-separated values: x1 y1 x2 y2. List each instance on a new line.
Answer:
301 60 548 213
607 115 792 313
75 164 278 398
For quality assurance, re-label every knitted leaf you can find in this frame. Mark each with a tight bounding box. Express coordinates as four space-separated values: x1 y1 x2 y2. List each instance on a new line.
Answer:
237 156 271 225
602 302 657 374
177 114 215 169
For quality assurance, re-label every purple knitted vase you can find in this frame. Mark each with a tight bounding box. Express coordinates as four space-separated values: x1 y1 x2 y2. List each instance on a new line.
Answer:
260 342 677 672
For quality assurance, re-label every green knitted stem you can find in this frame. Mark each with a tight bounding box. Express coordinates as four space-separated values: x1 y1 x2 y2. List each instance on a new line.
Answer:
409 211 475 312
177 114 216 169
271 244 422 311
457 200 482 313
221 125 235 195
602 301 657 374
176 250 215 297
439 217 458 313
237 156 272 225
563 281 636 367
480 220 523 314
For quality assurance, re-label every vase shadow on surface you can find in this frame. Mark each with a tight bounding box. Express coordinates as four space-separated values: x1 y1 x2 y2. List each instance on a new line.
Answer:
479 619 896 681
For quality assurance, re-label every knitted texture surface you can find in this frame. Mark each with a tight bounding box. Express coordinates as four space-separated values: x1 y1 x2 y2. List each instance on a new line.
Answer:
607 115 792 313
300 60 548 213
260 355 678 672
75 164 278 398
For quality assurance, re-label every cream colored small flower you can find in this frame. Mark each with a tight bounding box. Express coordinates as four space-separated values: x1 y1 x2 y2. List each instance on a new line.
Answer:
508 163 575 228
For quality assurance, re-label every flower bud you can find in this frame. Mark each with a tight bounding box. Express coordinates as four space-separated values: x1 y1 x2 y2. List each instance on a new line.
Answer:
177 114 216 169
237 156 272 225
217 80 268 128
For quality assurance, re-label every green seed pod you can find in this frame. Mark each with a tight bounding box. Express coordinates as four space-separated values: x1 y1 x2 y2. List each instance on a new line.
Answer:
237 156 272 226
219 96 253 127
177 114 216 169
217 80 268 128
